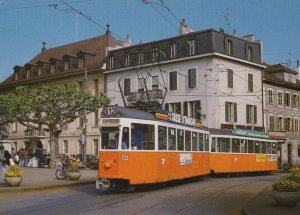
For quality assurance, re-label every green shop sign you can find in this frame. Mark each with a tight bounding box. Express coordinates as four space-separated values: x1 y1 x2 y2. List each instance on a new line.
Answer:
232 129 269 139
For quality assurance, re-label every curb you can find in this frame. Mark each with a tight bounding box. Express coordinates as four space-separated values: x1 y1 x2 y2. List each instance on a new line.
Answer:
0 179 95 193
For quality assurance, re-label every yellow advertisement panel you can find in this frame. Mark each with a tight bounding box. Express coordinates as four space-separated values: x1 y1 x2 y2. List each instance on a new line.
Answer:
256 155 267 162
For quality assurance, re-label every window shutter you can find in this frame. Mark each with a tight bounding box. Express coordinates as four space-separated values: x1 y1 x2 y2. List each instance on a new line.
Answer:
234 103 237 122
188 69 196 88
246 105 250 123
183 101 188 116
170 72 177 90
248 74 253 92
228 69 233 88
196 100 201 120
225 102 229 122
254 105 257 124
165 103 169 111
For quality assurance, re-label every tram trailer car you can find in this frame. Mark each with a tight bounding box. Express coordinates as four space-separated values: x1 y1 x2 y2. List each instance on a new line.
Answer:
209 131 278 175
96 106 211 190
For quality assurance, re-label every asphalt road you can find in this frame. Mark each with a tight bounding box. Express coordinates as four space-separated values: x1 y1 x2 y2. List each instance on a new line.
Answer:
0 174 280 215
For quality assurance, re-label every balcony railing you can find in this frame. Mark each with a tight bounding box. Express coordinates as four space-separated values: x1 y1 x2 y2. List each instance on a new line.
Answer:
24 128 46 137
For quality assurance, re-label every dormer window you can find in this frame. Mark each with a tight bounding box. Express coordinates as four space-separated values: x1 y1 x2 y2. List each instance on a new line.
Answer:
50 63 55 74
64 60 70 71
245 45 254 61
14 72 19 80
187 39 196 55
170 42 177 59
26 69 31 78
125 53 130 66
38 66 43 76
225 38 233 55
79 57 85 68
108 56 114 69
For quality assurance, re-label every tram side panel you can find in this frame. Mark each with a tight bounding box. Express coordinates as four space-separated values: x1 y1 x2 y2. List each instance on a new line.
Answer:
99 151 211 185
210 153 277 174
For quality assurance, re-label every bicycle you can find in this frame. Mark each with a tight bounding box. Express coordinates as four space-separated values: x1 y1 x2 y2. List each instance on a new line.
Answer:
55 157 69 180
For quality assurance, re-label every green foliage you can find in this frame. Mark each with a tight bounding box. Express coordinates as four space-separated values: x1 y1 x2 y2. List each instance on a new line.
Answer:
0 95 19 126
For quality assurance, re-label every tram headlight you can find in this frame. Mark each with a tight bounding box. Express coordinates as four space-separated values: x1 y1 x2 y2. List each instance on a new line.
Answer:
104 160 112 168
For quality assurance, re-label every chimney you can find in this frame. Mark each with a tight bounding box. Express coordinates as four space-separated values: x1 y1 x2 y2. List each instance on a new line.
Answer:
179 18 193 35
42 42 46 52
123 34 132 47
244 35 255 42
232 29 237 37
106 24 111 35
219 28 224 33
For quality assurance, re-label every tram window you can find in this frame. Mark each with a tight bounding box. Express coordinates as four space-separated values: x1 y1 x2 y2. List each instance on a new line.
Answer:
272 142 277 154
131 123 154 150
217 138 230 152
121 127 129 150
255 141 260 153
185 130 191 151
261 141 267 154
266 142 272 154
192 132 198 151
168 128 176 150
177 129 184 151
101 127 119 149
248 140 254 153
204 134 209 151
232 138 240 153
198 133 204 151
158 126 167 150
211 137 216 152
240 140 247 153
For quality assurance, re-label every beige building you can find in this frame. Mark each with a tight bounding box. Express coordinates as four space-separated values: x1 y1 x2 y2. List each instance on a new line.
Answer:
0 30 121 157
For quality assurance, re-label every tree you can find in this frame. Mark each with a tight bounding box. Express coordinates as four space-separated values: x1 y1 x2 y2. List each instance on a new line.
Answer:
0 95 19 139
14 85 109 166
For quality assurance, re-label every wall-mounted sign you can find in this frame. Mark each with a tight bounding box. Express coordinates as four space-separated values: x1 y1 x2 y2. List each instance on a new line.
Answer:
180 153 192 165
256 155 267 162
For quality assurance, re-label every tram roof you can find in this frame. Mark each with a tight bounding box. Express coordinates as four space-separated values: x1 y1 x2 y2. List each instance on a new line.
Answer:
115 106 157 120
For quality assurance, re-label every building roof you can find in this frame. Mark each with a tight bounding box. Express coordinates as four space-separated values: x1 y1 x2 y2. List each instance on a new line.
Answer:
265 64 298 75
0 34 122 86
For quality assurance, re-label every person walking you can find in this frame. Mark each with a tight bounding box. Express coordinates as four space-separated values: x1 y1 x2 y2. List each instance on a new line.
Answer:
22 148 29 167
0 146 4 185
0 145 12 185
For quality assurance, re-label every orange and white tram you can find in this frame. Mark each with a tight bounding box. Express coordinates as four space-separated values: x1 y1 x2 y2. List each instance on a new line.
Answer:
209 129 278 175
96 106 210 190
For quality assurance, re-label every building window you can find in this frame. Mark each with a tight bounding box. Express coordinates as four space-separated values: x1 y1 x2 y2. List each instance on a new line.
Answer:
124 78 131 96
278 91 283 106
227 69 233 88
225 38 233 55
93 110 99 127
14 72 19 80
38 66 43 76
169 71 177 91
152 46 158 61
277 116 283 131
284 117 293 131
188 68 196 88
246 104 257 124
63 140 68 153
79 57 85 68
246 45 254 61
292 94 299 108
152 76 159 90
284 92 291 107
93 139 99 156
108 56 114 69
138 77 145 92
187 39 196 55
294 118 299 132
94 79 99 95
78 116 84 128
26 69 31 78
50 63 55 74
190 100 201 120
64 60 70 71
125 53 130 66
138 52 144 64
267 89 273 104
170 42 177 59
169 102 181 114
225 101 237 122
248 73 253 92
269 115 274 131
12 122 17 133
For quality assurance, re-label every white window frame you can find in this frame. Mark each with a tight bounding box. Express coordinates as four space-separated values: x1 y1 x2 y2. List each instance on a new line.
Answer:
277 91 283 107
267 89 273 104
170 43 177 59
294 118 299 132
284 92 291 107
268 114 275 131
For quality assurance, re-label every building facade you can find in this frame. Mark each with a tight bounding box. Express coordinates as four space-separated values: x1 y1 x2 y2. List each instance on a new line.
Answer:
264 64 300 166
0 32 121 157
105 28 265 132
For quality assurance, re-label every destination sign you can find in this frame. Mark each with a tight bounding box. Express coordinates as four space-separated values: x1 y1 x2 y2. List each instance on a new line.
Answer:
168 112 196 127
232 129 269 139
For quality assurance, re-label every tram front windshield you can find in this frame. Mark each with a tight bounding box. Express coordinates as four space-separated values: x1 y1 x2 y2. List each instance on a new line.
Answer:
101 127 119 150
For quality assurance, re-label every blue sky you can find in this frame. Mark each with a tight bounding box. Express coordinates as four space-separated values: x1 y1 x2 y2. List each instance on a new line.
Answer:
1 0 300 82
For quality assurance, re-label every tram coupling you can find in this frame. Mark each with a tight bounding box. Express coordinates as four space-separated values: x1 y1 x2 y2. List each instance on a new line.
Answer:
96 178 111 190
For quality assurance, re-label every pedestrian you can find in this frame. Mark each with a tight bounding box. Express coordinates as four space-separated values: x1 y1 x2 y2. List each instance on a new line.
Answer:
0 145 12 185
0 146 4 185
22 147 29 167
11 147 15 159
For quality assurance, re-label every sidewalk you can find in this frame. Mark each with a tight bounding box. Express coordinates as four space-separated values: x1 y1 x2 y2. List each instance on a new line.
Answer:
242 185 300 215
0 167 97 193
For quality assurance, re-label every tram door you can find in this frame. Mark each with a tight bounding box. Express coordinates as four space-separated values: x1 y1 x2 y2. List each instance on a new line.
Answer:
288 144 292 165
